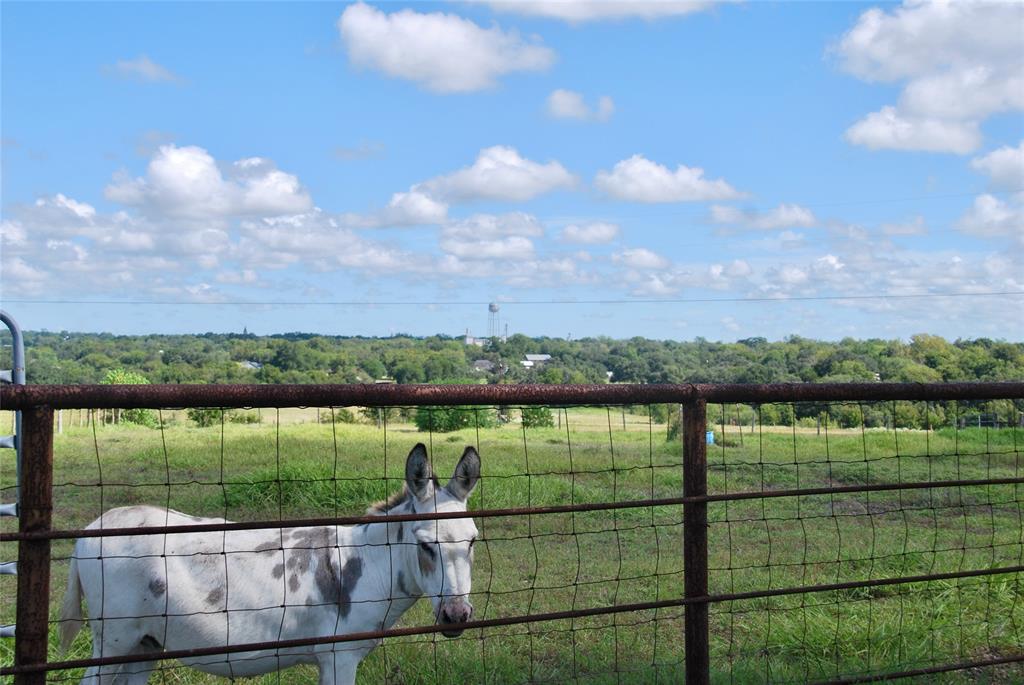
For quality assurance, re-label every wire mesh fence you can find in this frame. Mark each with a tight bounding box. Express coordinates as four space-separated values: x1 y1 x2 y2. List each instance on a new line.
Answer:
1 383 1023 684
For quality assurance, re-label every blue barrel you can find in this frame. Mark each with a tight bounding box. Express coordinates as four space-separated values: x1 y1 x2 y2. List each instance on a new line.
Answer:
706 430 715 445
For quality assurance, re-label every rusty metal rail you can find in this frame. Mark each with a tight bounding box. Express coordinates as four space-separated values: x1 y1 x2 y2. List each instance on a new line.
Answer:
4 475 1022 544
1 382 1022 685
3 563 1022 677
2 381 1022 409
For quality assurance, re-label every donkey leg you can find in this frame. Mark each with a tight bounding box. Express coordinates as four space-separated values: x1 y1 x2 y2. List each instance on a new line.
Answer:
80 621 153 685
316 650 358 685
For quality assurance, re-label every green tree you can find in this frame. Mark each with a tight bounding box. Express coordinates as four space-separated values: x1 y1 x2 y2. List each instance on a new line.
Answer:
101 368 157 427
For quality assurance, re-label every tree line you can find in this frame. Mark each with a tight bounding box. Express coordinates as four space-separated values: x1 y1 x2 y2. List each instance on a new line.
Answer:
10 331 1022 387
4 330 1021 431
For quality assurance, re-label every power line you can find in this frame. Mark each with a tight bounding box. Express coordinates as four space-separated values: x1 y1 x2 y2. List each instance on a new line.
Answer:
5 291 1023 307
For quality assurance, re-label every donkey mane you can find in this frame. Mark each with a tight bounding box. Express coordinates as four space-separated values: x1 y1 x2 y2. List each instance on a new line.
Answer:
366 474 444 515
367 486 410 515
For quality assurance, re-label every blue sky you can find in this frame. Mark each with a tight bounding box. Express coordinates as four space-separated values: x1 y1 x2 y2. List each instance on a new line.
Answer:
2 1 1021 340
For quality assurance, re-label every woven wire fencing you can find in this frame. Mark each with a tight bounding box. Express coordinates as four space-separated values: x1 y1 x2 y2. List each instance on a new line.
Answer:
1 384 1023 685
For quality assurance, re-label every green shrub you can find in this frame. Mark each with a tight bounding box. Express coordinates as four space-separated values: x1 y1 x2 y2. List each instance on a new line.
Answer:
319 408 356 424
521 406 554 428
187 407 223 428
228 410 262 424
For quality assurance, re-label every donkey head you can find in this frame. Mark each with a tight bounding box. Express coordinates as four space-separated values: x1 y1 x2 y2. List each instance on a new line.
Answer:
401 443 480 638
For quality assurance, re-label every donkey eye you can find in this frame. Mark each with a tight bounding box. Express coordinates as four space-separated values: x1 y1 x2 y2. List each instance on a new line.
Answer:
418 541 435 557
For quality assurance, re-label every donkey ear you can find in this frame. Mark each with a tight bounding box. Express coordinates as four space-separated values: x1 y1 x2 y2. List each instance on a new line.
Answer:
405 443 434 501
446 446 480 501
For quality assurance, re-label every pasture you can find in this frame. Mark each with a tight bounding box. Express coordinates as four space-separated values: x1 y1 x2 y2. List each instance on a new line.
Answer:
1 404 1022 684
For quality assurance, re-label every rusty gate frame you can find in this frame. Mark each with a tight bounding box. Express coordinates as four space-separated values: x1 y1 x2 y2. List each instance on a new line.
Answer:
2 381 1023 685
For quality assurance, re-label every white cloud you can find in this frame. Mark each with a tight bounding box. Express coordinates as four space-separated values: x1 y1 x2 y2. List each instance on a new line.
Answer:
105 145 312 220
215 269 259 285
439 212 542 261
836 1 1024 154
338 2 555 93
0 220 27 247
443 212 544 241
4 257 47 285
774 265 809 287
707 259 753 290
836 2 1022 83
490 1 721 22
106 55 183 84
379 190 449 226
710 203 816 230
440 235 535 261
899 66 1023 122
971 141 1024 191
627 273 680 297
613 247 670 270
956 194 1024 243
843 106 980 154
546 89 614 121
725 259 752 278
596 154 743 202
46 193 96 220
560 221 620 244
421 146 576 202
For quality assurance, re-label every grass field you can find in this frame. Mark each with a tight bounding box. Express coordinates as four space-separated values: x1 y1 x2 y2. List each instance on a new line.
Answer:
2 404 1022 684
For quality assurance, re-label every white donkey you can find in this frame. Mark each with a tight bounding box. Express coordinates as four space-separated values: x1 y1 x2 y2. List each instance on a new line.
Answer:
59 443 480 685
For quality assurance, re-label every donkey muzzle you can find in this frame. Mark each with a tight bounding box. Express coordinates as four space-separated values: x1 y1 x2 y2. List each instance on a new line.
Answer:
438 597 473 638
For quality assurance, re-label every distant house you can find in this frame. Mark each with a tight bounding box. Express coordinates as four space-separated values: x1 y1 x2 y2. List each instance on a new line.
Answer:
473 360 496 373
238 360 263 370
520 354 552 369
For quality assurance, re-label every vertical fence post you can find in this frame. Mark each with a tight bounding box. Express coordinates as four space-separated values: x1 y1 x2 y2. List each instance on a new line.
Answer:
683 399 709 685
14 407 54 685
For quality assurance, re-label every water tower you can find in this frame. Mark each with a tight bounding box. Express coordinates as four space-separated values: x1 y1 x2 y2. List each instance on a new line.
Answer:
488 302 500 338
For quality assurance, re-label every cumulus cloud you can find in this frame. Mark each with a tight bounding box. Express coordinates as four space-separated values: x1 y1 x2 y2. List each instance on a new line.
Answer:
710 203 817 230
971 141 1024 191
105 55 183 84
336 190 449 229
596 154 743 202
843 106 981 154
560 221 620 244
956 194 1023 243
236 209 417 272
836 1 1024 154
439 212 543 261
546 89 614 121
490 1 721 22
338 2 555 93
105 144 312 220
421 146 576 202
